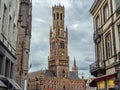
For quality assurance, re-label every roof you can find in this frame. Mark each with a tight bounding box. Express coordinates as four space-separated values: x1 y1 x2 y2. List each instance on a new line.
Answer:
89 0 102 15
45 70 55 77
29 70 81 80
69 71 79 79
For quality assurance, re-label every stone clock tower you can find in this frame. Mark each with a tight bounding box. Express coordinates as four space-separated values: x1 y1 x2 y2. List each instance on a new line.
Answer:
28 5 86 90
48 5 69 78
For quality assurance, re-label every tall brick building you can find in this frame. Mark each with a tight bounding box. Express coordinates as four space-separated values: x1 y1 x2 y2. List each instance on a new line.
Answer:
15 0 32 89
28 4 86 90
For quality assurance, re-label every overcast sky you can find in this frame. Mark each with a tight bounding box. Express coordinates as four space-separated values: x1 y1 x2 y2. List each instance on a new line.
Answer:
29 0 95 79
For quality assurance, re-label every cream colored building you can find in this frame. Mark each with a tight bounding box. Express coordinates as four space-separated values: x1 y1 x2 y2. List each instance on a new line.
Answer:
89 0 120 90
28 4 86 90
15 0 32 89
0 0 21 89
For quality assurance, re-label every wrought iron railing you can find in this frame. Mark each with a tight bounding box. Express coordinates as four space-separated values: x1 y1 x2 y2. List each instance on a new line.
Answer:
90 60 104 72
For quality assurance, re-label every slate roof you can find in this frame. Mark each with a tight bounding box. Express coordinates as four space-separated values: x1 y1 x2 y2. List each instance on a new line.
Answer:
44 70 80 79
45 70 55 77
69 71 79 79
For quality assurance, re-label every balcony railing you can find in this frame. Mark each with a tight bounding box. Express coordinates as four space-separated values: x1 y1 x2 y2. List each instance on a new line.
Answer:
90 61 105 76
94 28 102 42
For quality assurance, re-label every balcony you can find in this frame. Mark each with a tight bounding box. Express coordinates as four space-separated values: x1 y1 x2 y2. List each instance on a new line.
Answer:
90 61 105 77
94 28 102 43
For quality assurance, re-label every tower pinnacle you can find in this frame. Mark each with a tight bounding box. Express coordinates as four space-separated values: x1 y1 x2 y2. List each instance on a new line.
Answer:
72 57 78 76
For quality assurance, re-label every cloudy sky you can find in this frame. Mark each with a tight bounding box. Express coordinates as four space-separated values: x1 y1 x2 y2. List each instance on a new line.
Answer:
29 0 95 79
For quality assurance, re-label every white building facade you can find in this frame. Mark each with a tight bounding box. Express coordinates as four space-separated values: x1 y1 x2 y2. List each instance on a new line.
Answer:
0 0 21 89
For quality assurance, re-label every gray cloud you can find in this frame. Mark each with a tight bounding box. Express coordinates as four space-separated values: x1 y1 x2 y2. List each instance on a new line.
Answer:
29 0 95 78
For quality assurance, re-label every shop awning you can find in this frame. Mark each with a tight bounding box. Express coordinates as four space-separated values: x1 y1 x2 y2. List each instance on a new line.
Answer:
0 80 7 88
0 75 6 81
89 73 116 87
89 79 96 87
95 73 115 82
7 78 22 90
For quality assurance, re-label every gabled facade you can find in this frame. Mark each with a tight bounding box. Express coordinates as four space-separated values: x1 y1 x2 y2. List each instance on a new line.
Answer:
89 0 120 89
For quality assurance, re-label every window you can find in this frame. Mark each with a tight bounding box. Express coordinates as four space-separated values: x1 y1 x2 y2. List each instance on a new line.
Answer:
54 13 55 20
105 33 112 59
60 13 62 20
62 70 65 77
10 63 13 78
60 41 64 49
115 0 120 15
8 16 12 40
97 42 102 66
52 42 55 49
103 3 109 22
5 60 10 77
0 55 3 74
57 13 59 19
118 25 120 43
96 15 100 29
2 4 7 32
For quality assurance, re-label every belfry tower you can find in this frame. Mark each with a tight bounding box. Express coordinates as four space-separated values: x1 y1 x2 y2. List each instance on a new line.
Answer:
48 5 69 78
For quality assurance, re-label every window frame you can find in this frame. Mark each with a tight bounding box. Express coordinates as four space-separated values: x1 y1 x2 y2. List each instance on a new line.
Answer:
105 32 112 60
57 13 59 20
96 15 100 30
103 3 109 22
60 41 64 49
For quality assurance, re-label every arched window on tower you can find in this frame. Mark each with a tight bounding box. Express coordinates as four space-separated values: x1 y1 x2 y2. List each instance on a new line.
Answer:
63 85 66 90
62 69 65 77
60 41 64 49
54 13 55 20
52 42 55 49
60 13 62 20
57 13 59 19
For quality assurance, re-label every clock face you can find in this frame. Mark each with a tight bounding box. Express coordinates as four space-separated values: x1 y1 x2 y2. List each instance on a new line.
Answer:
61 52 64 55
59 50 65 56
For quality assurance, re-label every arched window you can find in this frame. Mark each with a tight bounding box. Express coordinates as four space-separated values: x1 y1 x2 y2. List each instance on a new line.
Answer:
54 13 55 20
57 13 59 19
60 13 62 20
62 69 65 77
63 85 66 90
60 41 64 49
52 42 55 49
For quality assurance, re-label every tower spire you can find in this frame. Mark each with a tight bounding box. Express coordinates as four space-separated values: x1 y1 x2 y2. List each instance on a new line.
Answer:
74 56 77 68
72 57 78 76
